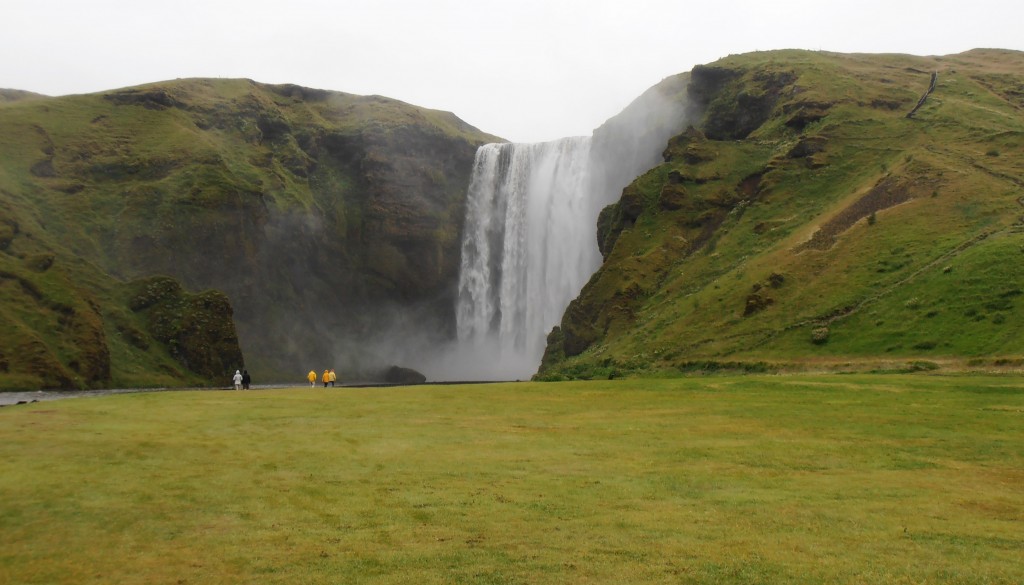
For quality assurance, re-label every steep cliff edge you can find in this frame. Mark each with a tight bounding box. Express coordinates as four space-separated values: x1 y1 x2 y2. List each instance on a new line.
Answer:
0 79 498 386
540 49 1024 378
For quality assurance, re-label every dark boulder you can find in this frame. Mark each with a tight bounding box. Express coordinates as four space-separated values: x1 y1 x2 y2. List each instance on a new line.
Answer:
384 365 426 385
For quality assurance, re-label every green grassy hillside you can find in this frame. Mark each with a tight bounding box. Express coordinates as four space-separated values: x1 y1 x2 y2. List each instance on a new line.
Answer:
0 231 243 390
2 144 243 390
540 49 1024 379
0 79 498 387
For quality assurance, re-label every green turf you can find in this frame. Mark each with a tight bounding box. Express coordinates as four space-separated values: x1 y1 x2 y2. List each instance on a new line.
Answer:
1 375 1021 584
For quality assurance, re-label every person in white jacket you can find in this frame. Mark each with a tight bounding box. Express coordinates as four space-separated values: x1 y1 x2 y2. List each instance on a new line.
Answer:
232 370 243 390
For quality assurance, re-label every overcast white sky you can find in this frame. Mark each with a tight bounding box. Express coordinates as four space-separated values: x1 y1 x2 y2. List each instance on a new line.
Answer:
3 0 1021 142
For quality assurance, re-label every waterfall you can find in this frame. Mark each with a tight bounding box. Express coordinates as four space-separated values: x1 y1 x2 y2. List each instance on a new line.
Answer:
456 137 599 379
451 75 689 380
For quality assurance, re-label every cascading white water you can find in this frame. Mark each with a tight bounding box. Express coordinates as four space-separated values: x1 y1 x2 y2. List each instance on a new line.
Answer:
450 77 689 380
456 137 600 379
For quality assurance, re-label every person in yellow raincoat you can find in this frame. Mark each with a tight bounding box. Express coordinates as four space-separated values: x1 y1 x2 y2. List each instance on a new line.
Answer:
328 369 337 387
321 369 330 388
307 370 316 387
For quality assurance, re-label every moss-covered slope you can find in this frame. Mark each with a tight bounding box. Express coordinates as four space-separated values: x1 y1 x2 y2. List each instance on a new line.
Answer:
540 49 1024 379
0 213 242 389
0 78 498 386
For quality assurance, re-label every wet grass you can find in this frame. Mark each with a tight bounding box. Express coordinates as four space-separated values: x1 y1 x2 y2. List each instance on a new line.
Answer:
1 374 1022 584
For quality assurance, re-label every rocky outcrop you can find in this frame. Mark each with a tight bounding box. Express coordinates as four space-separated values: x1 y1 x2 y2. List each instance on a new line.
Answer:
383 365 427 385
689 64 797 139
128 277 244 379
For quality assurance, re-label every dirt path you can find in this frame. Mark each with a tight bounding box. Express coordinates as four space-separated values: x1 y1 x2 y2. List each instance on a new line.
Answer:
906 71 938 119
0 386 280 407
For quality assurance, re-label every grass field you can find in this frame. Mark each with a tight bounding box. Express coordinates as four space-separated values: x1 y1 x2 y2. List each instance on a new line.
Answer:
1 375 1021 584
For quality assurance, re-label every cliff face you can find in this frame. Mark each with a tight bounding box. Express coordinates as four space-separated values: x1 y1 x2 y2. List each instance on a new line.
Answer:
0 79 498 386
541 49 1024 378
